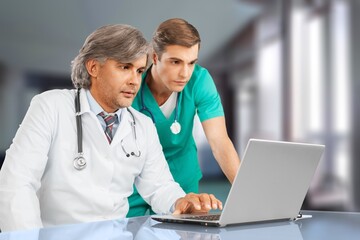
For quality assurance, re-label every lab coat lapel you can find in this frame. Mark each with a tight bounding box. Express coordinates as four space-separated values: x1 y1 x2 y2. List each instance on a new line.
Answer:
111 109 131 146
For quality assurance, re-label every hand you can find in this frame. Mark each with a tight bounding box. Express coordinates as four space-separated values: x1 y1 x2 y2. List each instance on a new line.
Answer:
173 193 223 215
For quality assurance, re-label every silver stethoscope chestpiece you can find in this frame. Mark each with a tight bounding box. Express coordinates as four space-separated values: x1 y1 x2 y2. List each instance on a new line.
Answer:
74 154 86 170
170 120 181 134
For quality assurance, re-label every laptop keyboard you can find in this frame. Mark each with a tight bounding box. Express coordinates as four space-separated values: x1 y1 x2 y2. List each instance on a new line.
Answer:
183 214 220 221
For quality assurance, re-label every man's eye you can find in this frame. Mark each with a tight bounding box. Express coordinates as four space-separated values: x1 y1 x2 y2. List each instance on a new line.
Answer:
171 61 179 64
120 65 129 70
137 69 145 74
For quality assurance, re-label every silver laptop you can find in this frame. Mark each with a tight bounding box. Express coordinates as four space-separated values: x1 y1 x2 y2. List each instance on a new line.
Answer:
152 139 325 227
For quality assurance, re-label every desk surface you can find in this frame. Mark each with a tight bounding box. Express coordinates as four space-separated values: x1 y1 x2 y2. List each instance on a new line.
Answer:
0 211 359 239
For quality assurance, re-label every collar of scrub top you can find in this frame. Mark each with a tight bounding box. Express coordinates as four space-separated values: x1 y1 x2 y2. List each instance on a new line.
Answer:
139 68 156 123
140 69 182 134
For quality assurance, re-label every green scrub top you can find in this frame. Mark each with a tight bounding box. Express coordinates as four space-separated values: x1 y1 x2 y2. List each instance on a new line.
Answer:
132 64 224 190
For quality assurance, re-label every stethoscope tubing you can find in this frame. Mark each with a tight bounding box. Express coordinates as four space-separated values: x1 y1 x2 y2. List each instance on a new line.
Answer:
140 77 181 134
74 89 141 170
74 88 86 170
75 88 83 154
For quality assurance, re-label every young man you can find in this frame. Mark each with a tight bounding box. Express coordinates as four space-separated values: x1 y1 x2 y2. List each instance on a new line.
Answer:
0 24 222 232
129 18 241 217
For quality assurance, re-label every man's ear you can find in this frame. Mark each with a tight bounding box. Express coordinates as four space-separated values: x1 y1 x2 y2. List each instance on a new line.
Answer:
85 59 100 77
152 52 158 65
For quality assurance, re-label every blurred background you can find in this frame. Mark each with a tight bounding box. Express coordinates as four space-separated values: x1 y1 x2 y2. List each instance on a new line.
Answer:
1 0 359 212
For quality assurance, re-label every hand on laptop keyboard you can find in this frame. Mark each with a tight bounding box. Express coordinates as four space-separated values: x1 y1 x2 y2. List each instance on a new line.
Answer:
173 193 223 215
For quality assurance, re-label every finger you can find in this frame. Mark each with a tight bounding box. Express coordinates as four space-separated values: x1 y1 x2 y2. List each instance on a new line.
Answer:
173 209 181 215
173 198 195 215
186 193 202 211
209 194 222 209
218 199 223 210
199 193 212 210
177 194 207 214
209 194 223 210
209 194 218 209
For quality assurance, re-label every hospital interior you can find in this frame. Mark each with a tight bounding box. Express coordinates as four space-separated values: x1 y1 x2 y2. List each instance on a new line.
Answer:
1 0 360 216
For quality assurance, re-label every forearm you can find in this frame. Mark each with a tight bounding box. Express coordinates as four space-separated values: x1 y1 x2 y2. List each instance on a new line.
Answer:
135 120 186 214
0 95 51 231
136 165 186 214
0 154 43 231
202 117 241 184
211 138 240 183
0 187 43 231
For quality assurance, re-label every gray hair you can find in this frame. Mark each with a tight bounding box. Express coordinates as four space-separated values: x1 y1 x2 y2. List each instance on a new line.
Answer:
71 24 149 89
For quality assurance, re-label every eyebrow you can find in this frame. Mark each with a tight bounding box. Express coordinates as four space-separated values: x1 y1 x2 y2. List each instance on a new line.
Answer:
120 62 133 66
168 57 198 64
120 62 146 69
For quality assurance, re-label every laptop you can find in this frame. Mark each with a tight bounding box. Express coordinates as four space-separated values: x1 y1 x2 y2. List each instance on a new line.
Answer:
151 139 325 227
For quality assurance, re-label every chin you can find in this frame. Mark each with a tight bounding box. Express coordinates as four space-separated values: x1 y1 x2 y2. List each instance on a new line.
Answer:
115 96 133 107
170 85 185 91
173 88 185 93
118 104 131 109
119 100 133 108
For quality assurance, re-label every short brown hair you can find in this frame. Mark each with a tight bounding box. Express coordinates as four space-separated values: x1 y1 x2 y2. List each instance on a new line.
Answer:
152 18 201 59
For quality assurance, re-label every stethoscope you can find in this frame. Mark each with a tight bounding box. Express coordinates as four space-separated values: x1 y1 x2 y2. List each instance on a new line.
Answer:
74 88 141 171
139 77 182 135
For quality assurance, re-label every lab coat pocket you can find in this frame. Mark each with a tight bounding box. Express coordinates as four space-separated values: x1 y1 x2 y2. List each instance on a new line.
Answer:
116 136 145 176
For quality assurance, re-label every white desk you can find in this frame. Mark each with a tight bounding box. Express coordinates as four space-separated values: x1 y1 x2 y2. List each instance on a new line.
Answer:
0 211 359 239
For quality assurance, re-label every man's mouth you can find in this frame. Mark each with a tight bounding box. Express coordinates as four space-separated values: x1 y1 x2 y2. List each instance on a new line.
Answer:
174 80 187 85
122 90 136 98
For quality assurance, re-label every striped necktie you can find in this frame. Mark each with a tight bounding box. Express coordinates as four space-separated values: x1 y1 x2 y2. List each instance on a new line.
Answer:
99 112 117 143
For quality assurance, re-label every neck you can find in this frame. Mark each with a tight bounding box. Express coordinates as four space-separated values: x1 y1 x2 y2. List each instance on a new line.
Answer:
146 67 173 106
89 87 117 113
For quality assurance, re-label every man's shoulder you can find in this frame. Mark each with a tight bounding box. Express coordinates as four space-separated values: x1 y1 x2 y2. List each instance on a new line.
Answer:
189 64 212 83
31 89 74 110
192 64 209 76
35 89 74 100
185 64 212 92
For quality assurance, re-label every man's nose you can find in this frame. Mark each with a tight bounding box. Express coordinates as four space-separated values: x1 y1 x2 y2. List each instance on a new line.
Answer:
179 65 190 78
129 71 141 85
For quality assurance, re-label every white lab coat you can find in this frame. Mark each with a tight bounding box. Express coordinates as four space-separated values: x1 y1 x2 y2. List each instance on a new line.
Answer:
0 89 185 232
